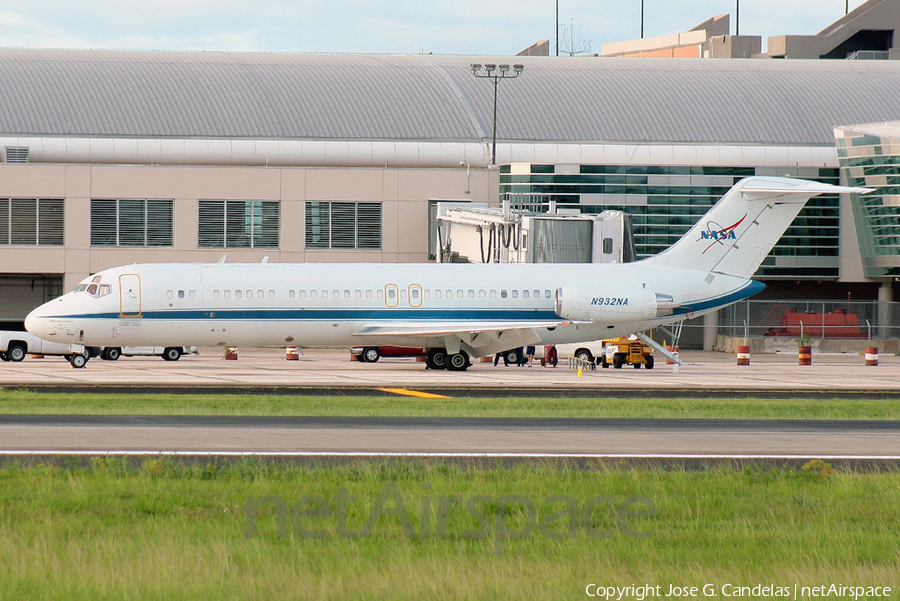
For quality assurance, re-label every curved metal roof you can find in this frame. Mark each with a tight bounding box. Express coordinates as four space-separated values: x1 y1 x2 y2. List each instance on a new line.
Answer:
0 48 899 146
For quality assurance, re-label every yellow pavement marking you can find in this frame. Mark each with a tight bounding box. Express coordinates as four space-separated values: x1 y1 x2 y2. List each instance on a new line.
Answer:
377 388 450 399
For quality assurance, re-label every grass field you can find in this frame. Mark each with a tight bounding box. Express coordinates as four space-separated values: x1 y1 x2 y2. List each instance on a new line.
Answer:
1 460 898 600
2 390 900 420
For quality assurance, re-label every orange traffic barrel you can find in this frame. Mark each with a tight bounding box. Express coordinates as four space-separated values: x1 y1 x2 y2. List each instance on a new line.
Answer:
737 345 750 366
865 346 878 366
224 346 238 360
285 346 299 361
666 345 679 365
798 345 812 366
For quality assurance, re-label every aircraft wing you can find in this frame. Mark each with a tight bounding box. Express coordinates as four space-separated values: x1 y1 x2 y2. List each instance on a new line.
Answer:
352 320 582 337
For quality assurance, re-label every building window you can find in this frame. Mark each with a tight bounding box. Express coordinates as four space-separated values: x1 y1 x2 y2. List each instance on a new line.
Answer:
90 199 173 247
305 201 382 250
198 200 279 248
0 198 64 245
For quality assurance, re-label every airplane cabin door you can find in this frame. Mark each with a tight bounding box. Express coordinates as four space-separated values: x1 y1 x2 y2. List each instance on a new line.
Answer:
119 274 142 317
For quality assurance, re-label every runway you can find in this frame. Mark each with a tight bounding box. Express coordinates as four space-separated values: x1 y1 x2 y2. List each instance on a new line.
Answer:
3 415 900 459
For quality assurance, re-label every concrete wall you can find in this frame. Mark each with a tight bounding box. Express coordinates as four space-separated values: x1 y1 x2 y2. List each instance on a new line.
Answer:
0 163 498 295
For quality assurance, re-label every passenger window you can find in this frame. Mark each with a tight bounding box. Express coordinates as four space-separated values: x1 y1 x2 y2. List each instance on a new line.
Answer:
523 290 530 299
189 290 196 300
435 289 442 299
388 288 396 300
214 290 220 299
235 290 242 299
456 289 463 299
512 290 519 299
446 289 452 298
424 289 431 300
311 290 318 299
376 289 384 299
299 290 307 299
257 289 264 298
224 290 231 299
269 290 275 299
490 290 497 299
288 290 295 299
322 290 329 299
478 289 485 299
178 290 185 299
246 290 253 299
332 289 339 298
167 290 174 299
344 290 351 299
400 289 407 300
501 290 507 298
354 290 361 299
411 288 420 300
365 290 372 300
533 290 540 298
467 289 475 299
545 289 552 298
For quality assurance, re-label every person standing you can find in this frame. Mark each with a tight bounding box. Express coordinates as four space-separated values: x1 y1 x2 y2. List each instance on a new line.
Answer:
526 345 536 367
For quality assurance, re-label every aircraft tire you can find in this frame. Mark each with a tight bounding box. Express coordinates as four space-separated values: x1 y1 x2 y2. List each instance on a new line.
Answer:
425 348 447 370
162 347 182 361
69 353 88 369
447 351 469 371
103 347 121 361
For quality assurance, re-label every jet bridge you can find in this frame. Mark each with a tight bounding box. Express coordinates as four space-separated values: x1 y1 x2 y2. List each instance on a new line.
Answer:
435 203 635 264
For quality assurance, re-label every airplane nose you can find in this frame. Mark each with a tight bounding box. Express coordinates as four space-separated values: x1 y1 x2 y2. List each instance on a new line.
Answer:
25 304 51 337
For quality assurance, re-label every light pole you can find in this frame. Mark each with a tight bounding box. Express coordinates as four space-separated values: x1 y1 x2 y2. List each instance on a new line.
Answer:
470 63 524 166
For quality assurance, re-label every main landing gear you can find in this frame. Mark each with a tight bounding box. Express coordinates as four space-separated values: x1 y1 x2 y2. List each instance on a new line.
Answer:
425 348 470 371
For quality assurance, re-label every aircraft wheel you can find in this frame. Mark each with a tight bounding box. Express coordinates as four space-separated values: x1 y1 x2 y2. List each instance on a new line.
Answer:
425 348 447 370
447 351 469 371
103 347 121 361
162 347 182 361
645 355 655 370
69 353 88 369
8 344 27 362
362 347 381 363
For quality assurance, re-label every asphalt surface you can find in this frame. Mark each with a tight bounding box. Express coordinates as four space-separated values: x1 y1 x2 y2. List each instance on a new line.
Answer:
3 415 899 458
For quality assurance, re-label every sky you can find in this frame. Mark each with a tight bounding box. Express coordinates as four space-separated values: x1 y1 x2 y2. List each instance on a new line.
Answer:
0 0 870 56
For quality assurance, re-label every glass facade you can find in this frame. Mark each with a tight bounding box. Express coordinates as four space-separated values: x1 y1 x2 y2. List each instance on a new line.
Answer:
836 127 900 278
500 164 840 279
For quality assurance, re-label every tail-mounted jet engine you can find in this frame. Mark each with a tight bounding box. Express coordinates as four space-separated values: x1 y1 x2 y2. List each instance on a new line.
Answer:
555 287 680 322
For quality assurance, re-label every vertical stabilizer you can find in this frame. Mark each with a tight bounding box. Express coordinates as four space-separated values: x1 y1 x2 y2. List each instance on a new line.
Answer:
644 177 870 279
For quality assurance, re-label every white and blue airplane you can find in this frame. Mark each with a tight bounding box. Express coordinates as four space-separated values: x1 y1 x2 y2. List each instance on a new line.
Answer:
25 177 868 369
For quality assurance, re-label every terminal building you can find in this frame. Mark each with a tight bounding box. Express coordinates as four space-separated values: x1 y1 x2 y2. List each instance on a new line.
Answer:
0 47 898 345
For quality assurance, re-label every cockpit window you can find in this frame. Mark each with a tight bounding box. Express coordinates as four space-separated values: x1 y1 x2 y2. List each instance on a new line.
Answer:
87 284 98 295
92 276 102 283
74 284 88 292
99 284 111 297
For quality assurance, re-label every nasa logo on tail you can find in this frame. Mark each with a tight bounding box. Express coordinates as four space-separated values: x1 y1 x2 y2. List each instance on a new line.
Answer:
697 214 746 254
